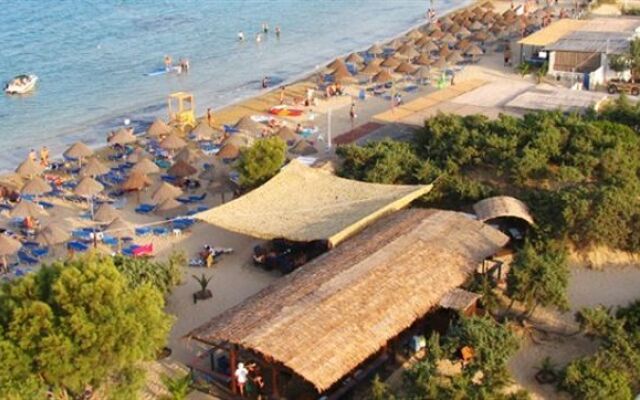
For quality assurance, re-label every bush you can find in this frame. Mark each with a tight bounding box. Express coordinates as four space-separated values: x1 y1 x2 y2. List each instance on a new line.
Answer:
561 357 632 400
235 136 286 189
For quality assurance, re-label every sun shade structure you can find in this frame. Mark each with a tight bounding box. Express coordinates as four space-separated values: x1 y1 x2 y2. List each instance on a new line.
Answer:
289 140 318 156
21 177 52 196
147 118 172 137
367 43 384 55
74 177 104 197
345 52 364 64
36 224 71 246
105 217 134 238
473 196 534 226
0 234 22 257
167 160 198 178
518 19 586 46
176 148 204 164
151 182 183 204
188 209 508 392
93 203 119 222
372 70 394 83
10 201 48 218
276 126 299 144
108 127 137 145
15 157 45 177
122 171 152 191
131 158 161 175
64 141 94 159
195 160 432 246
160 134 188 151
80 157 110 177
190 122 216 141
234 116 263 135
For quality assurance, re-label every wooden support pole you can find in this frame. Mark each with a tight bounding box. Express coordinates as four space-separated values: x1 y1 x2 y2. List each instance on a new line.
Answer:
230 345 238 394
271 366 279 398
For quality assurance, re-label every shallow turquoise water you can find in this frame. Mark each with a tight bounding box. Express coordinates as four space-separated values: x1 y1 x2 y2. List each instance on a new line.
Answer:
0 0 465 170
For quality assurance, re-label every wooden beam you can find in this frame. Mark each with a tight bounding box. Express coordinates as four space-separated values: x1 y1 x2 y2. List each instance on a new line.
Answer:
272 366 279 398
230 345 237 394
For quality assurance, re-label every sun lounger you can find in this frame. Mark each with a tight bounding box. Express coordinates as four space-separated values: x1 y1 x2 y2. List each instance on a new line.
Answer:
32 247 49 258
161 175 178 184
122 243 153 257
102 235 118 246
38 200 54 209
152 226 170 236
155 159 171 169
223 125 239 134
18 250 39 265
68 241 89 252
72 229 93 241
135 203 155 214
404 85 419 92
135 226 152 237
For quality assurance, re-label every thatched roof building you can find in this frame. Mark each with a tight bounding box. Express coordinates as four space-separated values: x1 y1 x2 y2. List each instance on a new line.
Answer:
188 209 508 393
195 160 431 246
473 196 534 226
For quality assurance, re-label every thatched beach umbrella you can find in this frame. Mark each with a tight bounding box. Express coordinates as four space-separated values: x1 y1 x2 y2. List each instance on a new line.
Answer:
167 160 197 178
131 158 161 175
415 36 430 47
21 177 52 196
457 39 472 52
399 46 420 60
234 116 263 136
75 177 104 198
449 24 461 34
15 157 44 177
431 57 447 69
147 118 171 137
93 203 119 223
429 30 445 41
413 66 432 82
361 62 382 76
36 224 70 246
367 43 384 55
126 148 148 164
441 33 457 45
63 141 93 162
176 148 204 164
80 157 110 177
332 68 356 84
160 134 187 151
289 140 318 156
0 234 22 268
470 21 485 31
122 171 152 192
105 217 134 238
10 200 48 219
276 126 299 146
447 50 464 64
482 1 494 9
155 198 187 218
108 127 137 146
439 46 451 58
387 38 403 49
217 143 240 160
422 41 439 53
372 69 394 83
458 27 471 38
395 62 417 74
327 58 346 70
152 182 183 204
380 57 400 68
415 53 433 66
345 52 364 64
190 122 215 141
466 44 484 58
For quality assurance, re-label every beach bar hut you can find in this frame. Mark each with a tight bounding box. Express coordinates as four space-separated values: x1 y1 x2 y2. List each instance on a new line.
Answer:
187 208 508 398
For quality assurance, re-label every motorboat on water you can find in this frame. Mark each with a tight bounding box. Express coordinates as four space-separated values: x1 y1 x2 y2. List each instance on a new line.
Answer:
4 74 38 95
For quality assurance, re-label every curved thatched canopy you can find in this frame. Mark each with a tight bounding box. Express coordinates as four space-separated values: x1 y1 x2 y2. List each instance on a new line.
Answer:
176 148 204 164
345 52 364 64
195 160 432 245
473 196 534 226
276 126 299 145
74 177 104 197
147 118 172 137
16 157 44 177
21 177 52 196
395 62 417 74
10 200 48 218
80 157 110 177
64 142 94 159
367 43 384 54
188 209 508 392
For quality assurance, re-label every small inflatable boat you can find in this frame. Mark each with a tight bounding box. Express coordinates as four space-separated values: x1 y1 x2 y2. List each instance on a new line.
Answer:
4 74 38 95
269 105 304 117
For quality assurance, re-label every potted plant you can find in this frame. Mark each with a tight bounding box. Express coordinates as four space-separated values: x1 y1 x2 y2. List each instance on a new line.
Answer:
192 273 213 303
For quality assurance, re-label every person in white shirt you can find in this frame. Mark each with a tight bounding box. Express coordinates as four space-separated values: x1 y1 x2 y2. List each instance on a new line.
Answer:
235 362 249 396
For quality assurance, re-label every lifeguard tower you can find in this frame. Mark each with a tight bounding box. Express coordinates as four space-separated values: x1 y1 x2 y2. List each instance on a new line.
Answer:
167 92 196 133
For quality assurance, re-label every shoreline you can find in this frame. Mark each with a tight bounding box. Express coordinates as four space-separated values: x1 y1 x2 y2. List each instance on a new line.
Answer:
0 0 474 175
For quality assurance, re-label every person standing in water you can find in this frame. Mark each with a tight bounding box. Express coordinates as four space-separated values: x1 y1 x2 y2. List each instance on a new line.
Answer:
238 31 245 41
262 22 269 33
261 76 269 89
256 33 262 42
164 55 172 71
275 25 281 38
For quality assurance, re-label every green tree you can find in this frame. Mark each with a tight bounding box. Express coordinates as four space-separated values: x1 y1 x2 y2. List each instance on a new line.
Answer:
370 375 395 400
0 254 173 398
506 240 569 315
561 357 632 400
162 372 192 400
235 136 286 189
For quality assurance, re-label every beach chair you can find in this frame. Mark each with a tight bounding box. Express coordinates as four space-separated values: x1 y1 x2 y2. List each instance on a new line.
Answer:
155 159 171 169
18 250 39 265
72 229 93 241
189 193 207 202
38 200 55 209
161 175 178 184
223 125 239 134
68 241 89 252
133 243 153 257
152 226 170 237
32 247 49 258
135 226 152 237
112 197 127 209
135 203 155 214
102 235 118 246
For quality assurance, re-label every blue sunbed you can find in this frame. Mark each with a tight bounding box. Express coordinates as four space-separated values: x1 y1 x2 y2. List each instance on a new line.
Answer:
67 241 89 252
135 226 152 237
135 203 155 214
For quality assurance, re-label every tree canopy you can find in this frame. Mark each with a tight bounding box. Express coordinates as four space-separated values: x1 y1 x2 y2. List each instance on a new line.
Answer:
0 254 173 399
235 136 286 189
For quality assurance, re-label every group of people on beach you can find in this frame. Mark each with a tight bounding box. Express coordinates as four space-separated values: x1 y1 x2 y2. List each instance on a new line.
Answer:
163 55 190 73
29 146 49 167
237 22 281 43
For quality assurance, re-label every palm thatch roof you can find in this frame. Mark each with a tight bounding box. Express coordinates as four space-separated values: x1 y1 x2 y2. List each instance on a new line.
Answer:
93 203 119 223
473 196 534 225
15 157 44 177
160 134 188 151
395 62 417 74
105 217 134 238
147 118 172 137
466 44 484 56
413 66 432 80
126 148 148 164
131 158 161 175
195 160 431 245
276 126 299 145
188 209 508 392
360 62 382 76
439 288 482 311
167 160 197 178
327 58 347 70
380 57 400 68
415 53 433 66
367 43 384 54
80 157 110 177
108 127 137 145
217 143 240 160
191 122 216 141
122 171 152 191
21 177 52 196
345 52 364 64
155 198 187 218
64 142 94 159
10 201 48 218
0 234 22 256
234 116 263 135
175 147 204 164
74 177 105 197
151 182 183 204
36 224 70 246
372 69 394 83
289 140 318 156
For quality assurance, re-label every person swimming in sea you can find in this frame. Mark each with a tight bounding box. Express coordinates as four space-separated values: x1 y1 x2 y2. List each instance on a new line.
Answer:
238 31 245 41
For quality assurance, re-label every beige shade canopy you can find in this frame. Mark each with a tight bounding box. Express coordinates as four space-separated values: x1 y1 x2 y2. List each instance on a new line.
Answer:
327 58 347 70
395 62 417 74
289 140 318 156
147 118 172 137
345 52 364 64
21 177 52 196
15 157 44 177
93 203 119 222
234 116 263 135
473 196 535 226
74 177 105 197
217 143 240 160
79 157 110 177
36 224 70 246
380 57 400 68
151 182 183 204
387 38 403 49
431 57 447 69
122 171 152 191
176 147 204 164
108 127 137 145
276 126 299 144
167 160 197 178
190 122 215 141
372 69 394 83
415 53 433 66
160 134 188 151
466 44 484 56
104 217 134 238
367 43 384 54
155 198 187 217
131 158 161 175
0 234 22 256
413 66 432 80
360 62 382 76
64 142 94 159
195 160 432 246
447 50 464 64
10 200 48 218
126 148 148 164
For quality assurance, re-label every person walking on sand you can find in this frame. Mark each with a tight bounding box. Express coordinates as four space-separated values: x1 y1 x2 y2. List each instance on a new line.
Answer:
349 102 356 128
235 363 249 396
279 86 286 104
207 108 215 127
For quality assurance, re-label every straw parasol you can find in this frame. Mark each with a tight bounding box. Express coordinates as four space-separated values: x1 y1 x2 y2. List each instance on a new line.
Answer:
175 148 204 164
36 224 70 246
122 171 152 192
457 39 472 52
367 43 384 55
447 50 464 64
332 68 355 84
147 118 171 137
415 53 433 66
345 52 364 64
152 182 183 204
93 203 119 222
360 62 382 76
131 158 161 175
15 157 44 177
387 38 403 49
380 57 400 68
108 127 137 145
10 200 48 218
413 66 432 81
289 140 318 156
234 116 263 136
406 29 423 40
74 177 104 198
167 159 197 178
473 31 489 42
466 44 484 57
399 46 420 60
458 27 471 38
441 33 457 45
422 41 439 53
372 69 394 83
80 157 110 177
64 141 93 160
21 177 52 196
160 134 187 151
415 36 430 47
105 217 134 238
276 126 299 146
155 198 187 218
439 46 451 58
0 234 22 267
431 57 447 69
217 143 240 160
395 62 417 74
191 122 215 141
470 21 485 31
429 30 445 40
449 24 461 34
126 148 148 164
327 58 346 70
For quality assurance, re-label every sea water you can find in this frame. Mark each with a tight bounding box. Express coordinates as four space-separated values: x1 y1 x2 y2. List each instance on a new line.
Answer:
0 0 467 171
